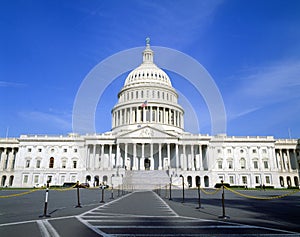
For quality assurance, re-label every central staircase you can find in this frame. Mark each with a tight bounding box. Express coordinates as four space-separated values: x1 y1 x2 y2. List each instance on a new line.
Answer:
123 170 170 190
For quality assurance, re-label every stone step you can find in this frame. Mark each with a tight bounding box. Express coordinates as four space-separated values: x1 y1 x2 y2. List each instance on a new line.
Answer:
124 170 170 190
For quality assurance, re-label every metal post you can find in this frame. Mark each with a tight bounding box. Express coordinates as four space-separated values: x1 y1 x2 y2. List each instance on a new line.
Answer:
100 184 105 203
180 175 184 203
39 181 51 218
196 184 201 209
169 175 172 200
75 181 82 208
219 180 229 219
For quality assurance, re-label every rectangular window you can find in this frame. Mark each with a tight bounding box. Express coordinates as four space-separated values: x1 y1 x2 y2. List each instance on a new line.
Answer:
60 176 65 184
23 175 28 184
242 176 247 185
36 160 41 168
253 161 258 169
34 175 39 183
255 176 260 184
228 161 233 169
73 161 77 169
25 160 30 168
217 149 221 154
252 149 257 153
265 176 270 184
63 149 67 153
38 148 42 152
229 176 234 184
227 149 231 154
27 148 32 152
62 161 66 169
74 148 78 153
218 161 222 169
264 161 269 169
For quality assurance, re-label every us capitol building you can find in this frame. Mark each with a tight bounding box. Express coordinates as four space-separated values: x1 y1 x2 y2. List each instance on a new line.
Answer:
1 41 299 189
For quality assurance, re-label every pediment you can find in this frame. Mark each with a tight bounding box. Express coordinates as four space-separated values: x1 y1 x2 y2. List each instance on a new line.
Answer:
117 126 178 139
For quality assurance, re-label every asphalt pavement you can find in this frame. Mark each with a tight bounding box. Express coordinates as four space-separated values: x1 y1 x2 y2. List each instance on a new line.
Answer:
0 187 299 236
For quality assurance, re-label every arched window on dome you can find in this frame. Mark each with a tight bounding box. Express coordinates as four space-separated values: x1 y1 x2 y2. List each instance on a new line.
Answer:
136 91 139 99
141 91 144 98
157 91 160 98
162 92 165 100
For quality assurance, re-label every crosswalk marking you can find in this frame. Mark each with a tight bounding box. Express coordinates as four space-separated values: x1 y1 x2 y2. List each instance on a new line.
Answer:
77 191 300 236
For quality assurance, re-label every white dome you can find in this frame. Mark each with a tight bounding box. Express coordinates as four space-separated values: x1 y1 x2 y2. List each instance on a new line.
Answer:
123 41 172 88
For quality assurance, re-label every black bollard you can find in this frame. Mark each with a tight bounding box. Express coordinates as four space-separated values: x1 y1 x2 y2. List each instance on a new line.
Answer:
218 180 230 219
75 181 82 208
39 181 51 218
100 184 105 203
169 182 172 200
180 175 185 203
196 184 201 209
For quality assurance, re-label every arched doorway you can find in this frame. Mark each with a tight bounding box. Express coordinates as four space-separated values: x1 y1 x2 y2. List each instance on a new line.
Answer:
279 176 284 187
187 176 192 187
86 175 91 184
195 176 200 187
9 175 14 186
1 176 7 186
287 176 291 187
94 176 99 187
204 176 209 187
144 158 150 170
103 175 108 185
294 176 299 187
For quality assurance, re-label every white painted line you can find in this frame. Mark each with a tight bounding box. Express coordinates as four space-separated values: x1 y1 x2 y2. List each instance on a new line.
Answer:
36 220 50 237
43 220 60 237
152 191 179 217
76 216 112 237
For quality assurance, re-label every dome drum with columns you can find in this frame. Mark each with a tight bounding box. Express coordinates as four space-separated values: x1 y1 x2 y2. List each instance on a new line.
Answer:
112 39 184 134
0 39 299 189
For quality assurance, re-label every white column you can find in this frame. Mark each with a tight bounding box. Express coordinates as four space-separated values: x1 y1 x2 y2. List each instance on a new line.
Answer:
86 146 90 169
133 143 137 170
191 144 195 170
183 145 187 170
8 148 16 170
199 145 203 170
141 143 145 170
124 143 128 169
167 143 171 168
100 145 104 170
116 143 120 167
150 143 154 170
92 145 96 170
158 143 162 170
109 145 112 170
175 144 179 170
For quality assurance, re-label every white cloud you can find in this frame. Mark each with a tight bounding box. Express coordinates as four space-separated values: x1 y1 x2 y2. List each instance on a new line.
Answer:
239 60 300 102
18 111 71 130
0 81 26 87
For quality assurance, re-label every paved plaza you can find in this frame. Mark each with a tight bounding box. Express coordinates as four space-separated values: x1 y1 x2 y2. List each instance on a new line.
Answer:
0 187 299 236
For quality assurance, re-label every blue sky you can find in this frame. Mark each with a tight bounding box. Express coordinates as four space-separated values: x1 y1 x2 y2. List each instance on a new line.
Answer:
1 0 300 138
